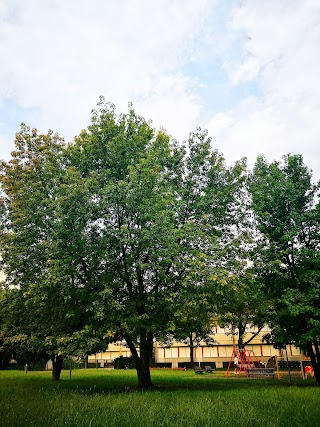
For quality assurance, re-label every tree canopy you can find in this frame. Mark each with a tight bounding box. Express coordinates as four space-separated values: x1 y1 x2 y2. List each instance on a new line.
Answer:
249 154 320 384
1 100 319 386
0 99 246 387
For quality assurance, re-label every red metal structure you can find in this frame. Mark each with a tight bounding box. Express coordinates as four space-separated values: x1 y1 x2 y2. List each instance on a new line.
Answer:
226 348 262 377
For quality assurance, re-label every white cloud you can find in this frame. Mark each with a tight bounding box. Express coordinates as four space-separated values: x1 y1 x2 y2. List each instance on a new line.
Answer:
0 0 215 155
205 0 320 180
1 0 319 184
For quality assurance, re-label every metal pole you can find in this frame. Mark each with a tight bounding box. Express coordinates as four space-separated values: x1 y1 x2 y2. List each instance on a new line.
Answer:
275 355 280 380
285 347 292 384
299 352 305 380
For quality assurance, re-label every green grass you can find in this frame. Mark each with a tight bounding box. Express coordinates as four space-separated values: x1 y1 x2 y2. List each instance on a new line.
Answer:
0 369 319 427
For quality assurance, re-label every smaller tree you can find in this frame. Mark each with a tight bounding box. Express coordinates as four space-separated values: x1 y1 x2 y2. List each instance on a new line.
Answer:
169 279 215 365
249 154 320 385
216 271 272 350
0 286 108 379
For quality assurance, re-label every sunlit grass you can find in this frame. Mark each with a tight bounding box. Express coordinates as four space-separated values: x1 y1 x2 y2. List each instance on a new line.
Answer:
0 369 319 427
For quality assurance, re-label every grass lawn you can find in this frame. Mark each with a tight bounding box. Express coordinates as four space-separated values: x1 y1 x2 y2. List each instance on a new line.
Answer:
0 368 319 427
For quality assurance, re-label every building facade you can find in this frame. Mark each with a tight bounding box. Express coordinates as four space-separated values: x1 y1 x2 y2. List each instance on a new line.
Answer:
89 325 301 368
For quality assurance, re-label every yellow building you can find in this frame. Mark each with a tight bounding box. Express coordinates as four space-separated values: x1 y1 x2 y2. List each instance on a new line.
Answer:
89 325 301 368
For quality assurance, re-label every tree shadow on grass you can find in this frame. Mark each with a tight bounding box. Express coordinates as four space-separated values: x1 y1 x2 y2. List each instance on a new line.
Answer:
52 370 317 396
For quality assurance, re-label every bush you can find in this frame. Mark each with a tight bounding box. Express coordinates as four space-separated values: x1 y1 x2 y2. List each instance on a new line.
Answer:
113 356 135 369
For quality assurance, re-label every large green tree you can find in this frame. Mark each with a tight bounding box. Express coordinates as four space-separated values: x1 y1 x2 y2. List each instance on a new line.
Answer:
65 101 247 387
249 154 320 384
1 99 245 388
0 125 105 379
0 125 68 378
166 126 247 364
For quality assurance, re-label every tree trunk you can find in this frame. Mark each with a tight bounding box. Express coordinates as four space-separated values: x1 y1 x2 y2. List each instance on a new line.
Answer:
189 332 195 366
306 341 320 386
312 339 320 385
313 339 320 363
238 323 245 350
147 331 155 368
52 354 63 381
124 331 153 389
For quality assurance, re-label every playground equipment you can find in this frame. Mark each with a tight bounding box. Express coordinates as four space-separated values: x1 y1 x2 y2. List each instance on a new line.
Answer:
226 348 262 377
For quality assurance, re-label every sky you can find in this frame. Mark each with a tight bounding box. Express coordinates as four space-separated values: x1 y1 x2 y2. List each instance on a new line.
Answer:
0 0 319 180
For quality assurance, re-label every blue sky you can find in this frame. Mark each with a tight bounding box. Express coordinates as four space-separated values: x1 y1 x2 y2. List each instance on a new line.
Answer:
0 0 319 180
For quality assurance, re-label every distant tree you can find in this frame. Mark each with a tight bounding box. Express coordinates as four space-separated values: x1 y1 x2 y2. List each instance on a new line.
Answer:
0 289 13 369
0 286 108 378
216 270 272 350
249 154 320 385
167 282 215 366
163 126 247 365
205 169 273 352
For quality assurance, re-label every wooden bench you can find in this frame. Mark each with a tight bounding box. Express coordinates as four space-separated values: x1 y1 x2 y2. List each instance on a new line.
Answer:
204 366 215 373
194 366 205 374
246 368 275 378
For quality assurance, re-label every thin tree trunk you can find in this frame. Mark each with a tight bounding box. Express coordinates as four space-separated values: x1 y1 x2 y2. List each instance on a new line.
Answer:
306 341 320 386
147 331 154 368
52 354 63 381
189 333 195 366
313 339 320 363
312 339 320 385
